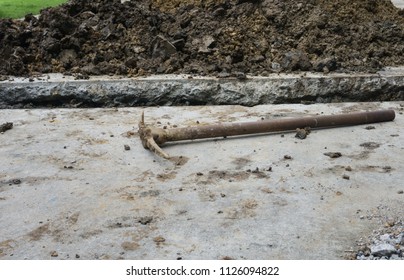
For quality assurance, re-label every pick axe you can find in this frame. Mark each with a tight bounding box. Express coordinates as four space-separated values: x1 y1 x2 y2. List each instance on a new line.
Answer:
139 109 395 159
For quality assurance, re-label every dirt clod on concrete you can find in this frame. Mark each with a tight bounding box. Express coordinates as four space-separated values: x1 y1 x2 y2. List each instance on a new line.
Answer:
0 0 403 77
0 122 13 133
295 127 311 139
324 152 342 158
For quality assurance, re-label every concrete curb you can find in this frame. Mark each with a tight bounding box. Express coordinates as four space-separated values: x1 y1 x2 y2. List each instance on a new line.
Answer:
1 67 403 108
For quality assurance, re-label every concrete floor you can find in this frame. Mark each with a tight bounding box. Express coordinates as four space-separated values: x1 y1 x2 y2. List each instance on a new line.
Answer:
0 102 403 259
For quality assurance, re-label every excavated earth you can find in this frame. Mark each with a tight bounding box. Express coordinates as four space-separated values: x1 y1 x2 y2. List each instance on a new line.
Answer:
0 0 404 78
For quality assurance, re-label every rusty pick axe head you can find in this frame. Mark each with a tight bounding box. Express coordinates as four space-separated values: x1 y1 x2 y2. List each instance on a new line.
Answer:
138 112 171 159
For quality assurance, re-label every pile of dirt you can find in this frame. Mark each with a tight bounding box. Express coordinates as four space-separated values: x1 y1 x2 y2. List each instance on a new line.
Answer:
0 0 403 77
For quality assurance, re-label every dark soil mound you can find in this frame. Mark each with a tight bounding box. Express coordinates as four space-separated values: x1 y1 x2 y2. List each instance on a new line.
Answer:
0 0 403 77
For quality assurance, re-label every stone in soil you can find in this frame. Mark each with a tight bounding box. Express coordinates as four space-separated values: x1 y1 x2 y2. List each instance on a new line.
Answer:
0 0 403 77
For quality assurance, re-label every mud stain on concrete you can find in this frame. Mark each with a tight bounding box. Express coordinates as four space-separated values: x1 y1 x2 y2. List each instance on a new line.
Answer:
156 171 177 182
121 241 140 251
225 199 259 219
27 224 50 241
0 239 16 257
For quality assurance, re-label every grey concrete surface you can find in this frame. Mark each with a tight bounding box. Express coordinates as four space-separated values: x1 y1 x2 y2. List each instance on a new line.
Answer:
1 67 404 107
0 102 403 260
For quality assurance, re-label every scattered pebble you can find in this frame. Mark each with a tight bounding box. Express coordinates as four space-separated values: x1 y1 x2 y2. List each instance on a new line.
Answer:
12 179 21 185
354 218 404 260
138 216 153 225
345 166 352 171
124 144 131 151
324 152 342 158
153 236 166 244
398 190 404 194
342 174 350 180
295 127 311 139
251 167 260 173
50 251 58 257
365 126 375 130
284 155 292 160
0 122 13 133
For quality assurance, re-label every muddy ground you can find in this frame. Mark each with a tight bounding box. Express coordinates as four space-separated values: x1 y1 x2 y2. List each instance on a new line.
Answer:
0 0 403 78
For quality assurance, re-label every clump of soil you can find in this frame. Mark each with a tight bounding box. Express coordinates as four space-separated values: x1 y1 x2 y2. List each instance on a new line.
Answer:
0 0 403 77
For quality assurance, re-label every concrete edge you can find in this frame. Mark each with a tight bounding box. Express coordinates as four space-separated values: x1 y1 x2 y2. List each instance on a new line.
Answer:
1 67 403 108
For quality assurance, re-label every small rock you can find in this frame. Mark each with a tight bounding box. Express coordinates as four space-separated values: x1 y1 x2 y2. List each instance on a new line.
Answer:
284 155 292 160
342 174 350 180
398 190 403 194
398 234 404 245
153 236 165 244
380 234 392 243
281 50 312 71
75 254 80 259
324 152 342 158
251 167 260 173
295 127 310 139
124 144 131 151
357 255 367 260
390 254 401 260
345 166 352 171
234 72 247 80
370 244 396 257
213 7 226 17
216 72 232 78
50 251 58 257
152 35 177 59
313 57 338 72
0 122 13 133
365 126 376 130
12 179 21 185
138 216 153 225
